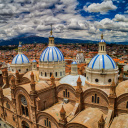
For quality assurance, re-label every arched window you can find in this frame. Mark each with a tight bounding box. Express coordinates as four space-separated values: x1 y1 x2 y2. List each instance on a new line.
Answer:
26 69 28 72
22 121 29 128
45 72 47 77
6 102 10 109
12 69 14 72
92 96 94 103
41 72 42 76
50 72 52 77
126 101 128 109
44 118 51 128
20 95 29 117
19 69 21 72
63 89 69 98
101 46 102 51
92 94 100 104
55 72 57 77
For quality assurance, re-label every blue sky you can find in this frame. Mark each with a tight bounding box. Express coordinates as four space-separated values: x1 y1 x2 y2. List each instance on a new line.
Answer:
0 0 128 43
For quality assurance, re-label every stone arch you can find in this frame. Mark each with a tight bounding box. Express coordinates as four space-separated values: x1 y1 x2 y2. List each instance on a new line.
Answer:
83 88 109 103
66 123 87 128
116 93 128 115
56 84 76 101
83 88 109 114
20 77 30 84
56 84 76 95
37 112 59 128
21 119 30 128
8 74 16 85
3 97 14 111
14 87 31 119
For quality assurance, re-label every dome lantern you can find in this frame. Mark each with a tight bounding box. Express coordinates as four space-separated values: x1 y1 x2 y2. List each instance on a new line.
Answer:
98 33 106 55
48 24 55 46
18 42 23 54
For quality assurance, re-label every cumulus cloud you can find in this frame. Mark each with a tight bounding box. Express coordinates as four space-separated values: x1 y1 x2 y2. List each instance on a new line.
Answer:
84 1 117 13
113 14 128 22
95 18 128 32
0 0 127 43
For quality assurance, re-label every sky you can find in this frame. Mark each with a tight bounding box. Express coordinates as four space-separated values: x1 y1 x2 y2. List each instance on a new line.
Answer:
0 0 128 43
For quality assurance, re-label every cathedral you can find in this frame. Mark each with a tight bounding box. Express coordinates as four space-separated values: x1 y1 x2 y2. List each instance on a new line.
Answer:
0 28 128 128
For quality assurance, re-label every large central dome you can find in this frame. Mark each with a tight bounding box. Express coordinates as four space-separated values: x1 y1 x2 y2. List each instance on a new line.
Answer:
40 46 64 62
88 54 116 70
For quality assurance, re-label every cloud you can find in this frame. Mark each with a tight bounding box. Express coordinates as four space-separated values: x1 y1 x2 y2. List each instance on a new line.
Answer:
95 18 128 32
113 14 128 22
0 0 127 43
84 1 117 13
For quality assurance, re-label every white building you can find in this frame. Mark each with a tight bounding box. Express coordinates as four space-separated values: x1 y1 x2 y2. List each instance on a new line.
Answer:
76 51 84 64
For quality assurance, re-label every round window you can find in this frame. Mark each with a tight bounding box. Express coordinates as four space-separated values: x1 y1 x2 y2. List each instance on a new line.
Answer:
95 79 99 82
108 79 111 82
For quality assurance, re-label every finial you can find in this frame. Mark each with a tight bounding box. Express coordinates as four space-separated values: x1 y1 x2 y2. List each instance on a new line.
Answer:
77 76 82 83
99 114 105 122
50 24 52 35
101 33 103 39
111 79 116 86
19 41 22 45
60 105 66 114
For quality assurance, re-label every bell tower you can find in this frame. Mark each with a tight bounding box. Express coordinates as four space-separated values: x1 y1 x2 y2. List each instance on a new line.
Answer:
48 25 55 46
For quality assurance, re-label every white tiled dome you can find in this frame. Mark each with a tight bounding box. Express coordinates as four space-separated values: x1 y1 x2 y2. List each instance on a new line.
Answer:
88 54 116 70
40 46 64 62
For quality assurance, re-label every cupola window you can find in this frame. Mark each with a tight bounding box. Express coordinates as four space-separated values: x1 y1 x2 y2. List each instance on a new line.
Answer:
95 79 99 82
108 79 111 83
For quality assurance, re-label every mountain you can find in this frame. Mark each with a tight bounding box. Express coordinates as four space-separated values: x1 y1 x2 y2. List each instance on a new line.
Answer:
0 35 127 46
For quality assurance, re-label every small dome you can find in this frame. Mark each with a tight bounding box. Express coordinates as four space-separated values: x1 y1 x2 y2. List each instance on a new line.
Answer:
32 59 37 62
12 54 29 64
49 35 54 37
60 75 86 86
100 39 105 42
40 46 64 62
88 54 116 70
71 61 77 64
18 44 22 47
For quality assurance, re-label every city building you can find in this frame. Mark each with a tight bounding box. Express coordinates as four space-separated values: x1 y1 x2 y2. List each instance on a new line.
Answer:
0 33 128 128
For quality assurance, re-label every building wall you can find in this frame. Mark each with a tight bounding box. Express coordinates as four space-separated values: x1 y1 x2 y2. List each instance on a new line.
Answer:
86 68 118 85
39 61 65 80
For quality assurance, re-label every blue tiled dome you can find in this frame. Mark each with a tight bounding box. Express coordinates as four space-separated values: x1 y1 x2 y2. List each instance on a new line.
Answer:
71 61 77 64
40 46 64 62
88 54 116 70
12 54 29 64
